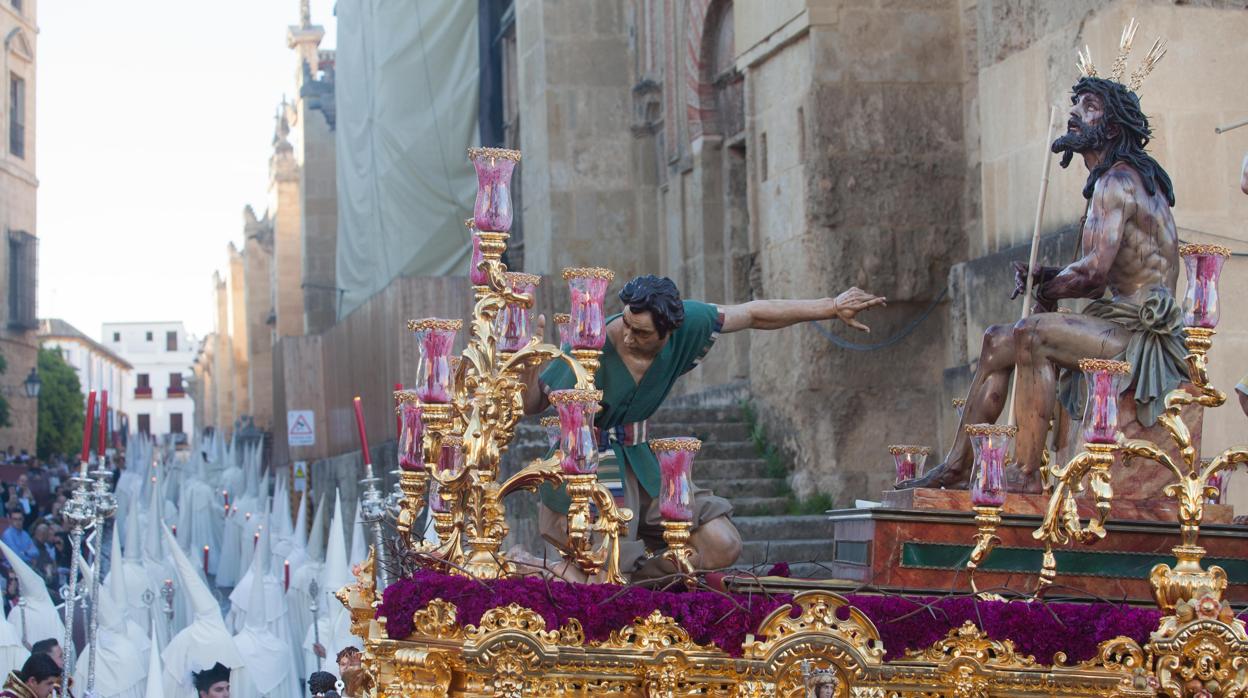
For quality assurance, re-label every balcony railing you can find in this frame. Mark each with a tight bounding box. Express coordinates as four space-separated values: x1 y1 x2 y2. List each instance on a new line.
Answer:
134 386 152 399
166 386 186 398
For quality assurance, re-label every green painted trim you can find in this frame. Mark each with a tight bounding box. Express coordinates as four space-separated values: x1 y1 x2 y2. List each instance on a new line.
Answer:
901 543 1248 582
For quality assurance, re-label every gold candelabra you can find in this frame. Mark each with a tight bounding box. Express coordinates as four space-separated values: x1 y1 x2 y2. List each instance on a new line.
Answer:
396 149 633 582
1036 323 1248 612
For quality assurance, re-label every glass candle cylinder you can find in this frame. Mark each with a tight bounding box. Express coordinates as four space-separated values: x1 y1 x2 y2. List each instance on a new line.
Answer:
408 318 462 404
396 395 423 471
468 147 521 233
952 398 966 420
887 445 931 485
651 437 702 522
549 389 603 475
427 477 446 514
1204 460 1227 505
553 313 572 349
967 424 1015 507
539 416 562 448
436 435 465 478
498 272 541 352
1077 358 1132 444
467 219 489 287
1179 244 1231 329
563 267 615 350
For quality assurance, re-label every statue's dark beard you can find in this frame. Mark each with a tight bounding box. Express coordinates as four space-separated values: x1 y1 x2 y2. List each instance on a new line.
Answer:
1051 117 1111 168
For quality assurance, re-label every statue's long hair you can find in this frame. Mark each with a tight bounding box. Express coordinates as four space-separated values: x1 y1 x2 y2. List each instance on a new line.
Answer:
1056 77 1175 207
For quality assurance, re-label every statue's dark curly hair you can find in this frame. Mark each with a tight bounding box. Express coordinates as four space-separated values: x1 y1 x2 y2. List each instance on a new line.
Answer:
1053 77 1174 207
619 275 684 338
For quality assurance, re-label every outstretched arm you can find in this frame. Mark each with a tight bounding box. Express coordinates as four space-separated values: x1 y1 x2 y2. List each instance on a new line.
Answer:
1038 168 1133 301
720 287 886 334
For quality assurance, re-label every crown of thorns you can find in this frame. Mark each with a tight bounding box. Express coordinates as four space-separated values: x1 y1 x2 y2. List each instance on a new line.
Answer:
1075 18 1166 93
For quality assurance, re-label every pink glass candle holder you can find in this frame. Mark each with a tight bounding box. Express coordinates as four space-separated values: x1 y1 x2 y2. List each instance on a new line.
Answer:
408 318 462 404
1077 358 1131 445
498 272 541 352
427 478 446 513
563 267 615 350
539 416 562 448
967 424 1015 507
548 389 603 475
396 393 423 471
651 437 702 522
467 219 489 287
553 313 572 348
1179 244 1231 329
887 445 931 485
468 147 520 233
1204 460 1228 505
437 434 465 478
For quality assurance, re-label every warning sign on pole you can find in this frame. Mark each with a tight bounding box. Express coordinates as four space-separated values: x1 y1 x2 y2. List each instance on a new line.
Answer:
287 410 316 447
293 461 307 492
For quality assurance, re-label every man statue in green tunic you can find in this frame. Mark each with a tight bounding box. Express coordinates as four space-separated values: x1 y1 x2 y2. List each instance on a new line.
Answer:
520 275 885 581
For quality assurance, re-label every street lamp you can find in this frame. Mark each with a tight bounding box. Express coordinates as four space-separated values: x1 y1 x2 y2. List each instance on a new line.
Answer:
22 368 40 398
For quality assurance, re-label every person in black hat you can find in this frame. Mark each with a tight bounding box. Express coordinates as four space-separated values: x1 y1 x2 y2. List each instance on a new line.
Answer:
192 664 230 698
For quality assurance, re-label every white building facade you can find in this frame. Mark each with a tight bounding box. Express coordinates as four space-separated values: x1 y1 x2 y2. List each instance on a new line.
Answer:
38 319 132 442
102 321 196 442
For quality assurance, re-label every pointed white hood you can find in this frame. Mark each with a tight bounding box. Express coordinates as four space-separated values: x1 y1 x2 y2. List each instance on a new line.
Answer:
75 548 146 698
307 494 328 564
1 540 64 645
230 544 292 697
322 491 351 594
160 524 243 697
146 619 165 698
348 512 366 568
292 492 309 553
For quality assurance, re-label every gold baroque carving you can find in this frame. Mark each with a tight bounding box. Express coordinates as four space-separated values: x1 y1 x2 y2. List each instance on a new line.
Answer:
601 609 706 652
746 591 885 665
906 621 1037 668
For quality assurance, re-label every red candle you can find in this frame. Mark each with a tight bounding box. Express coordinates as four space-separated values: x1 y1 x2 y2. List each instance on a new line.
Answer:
223 490 230 506
171 524 177 537
80 391 97 470
203 546 210 574
353 396 372 466
97 390 108 458
284 560 290 591
253 531 260 550
393 383 403 439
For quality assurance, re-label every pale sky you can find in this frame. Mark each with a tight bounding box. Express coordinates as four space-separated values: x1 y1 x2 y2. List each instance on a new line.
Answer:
36 0 337 343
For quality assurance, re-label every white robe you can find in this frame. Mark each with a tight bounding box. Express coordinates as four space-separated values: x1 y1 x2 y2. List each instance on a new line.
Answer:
230 625 299 698
284 561 322 681
73 626 146 698
0 616 27 681
177 478 223 575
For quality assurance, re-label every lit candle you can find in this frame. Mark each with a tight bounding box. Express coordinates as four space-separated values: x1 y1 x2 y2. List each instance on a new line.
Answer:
393 384 403 439
223 489 230 506
245 511 251 521
97 390 108 459
353 396 372 466
171 524 177 537
203 546 210 575
80 391 97 475
253 531 260 550
284 560 291 591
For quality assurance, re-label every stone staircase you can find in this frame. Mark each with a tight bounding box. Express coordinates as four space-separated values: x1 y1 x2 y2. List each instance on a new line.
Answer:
503 400 839 579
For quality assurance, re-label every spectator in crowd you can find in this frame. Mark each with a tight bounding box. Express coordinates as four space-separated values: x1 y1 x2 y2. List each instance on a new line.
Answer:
0 512 36 566
27 641 60 671
1 653 61 698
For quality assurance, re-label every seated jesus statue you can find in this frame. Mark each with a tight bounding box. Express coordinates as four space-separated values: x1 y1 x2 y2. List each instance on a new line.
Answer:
903 73 1188 493
519 275 885 582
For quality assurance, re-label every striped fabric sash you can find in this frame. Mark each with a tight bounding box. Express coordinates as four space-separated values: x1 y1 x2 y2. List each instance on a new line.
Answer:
593 420 648 509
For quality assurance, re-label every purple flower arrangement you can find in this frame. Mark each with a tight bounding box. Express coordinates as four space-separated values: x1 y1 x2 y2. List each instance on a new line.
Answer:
379 569 1174 663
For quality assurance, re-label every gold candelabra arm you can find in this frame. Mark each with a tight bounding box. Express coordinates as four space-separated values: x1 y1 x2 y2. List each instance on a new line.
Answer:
1120 438 1184 479
586 481 634 585
966 506 1002 596
1031 443 1116 597
498 454 565 497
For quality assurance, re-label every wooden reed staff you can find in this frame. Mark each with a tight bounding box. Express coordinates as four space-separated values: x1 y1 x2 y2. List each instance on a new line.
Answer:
1006 106 1062 426
1214 117 1248 134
